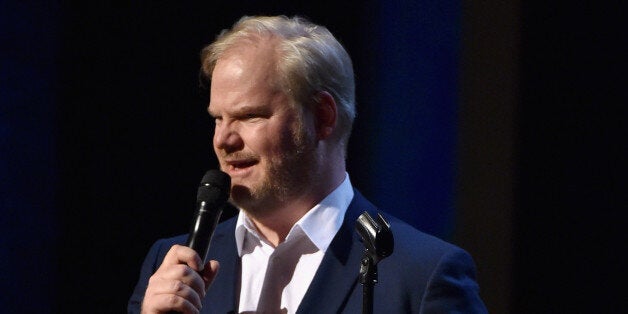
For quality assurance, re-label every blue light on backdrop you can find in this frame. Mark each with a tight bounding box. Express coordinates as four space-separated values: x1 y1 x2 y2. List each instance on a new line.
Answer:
371 0 459 237
1 2 59 312
1 1 460 311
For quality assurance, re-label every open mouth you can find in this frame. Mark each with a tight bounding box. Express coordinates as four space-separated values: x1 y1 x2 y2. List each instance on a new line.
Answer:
226 159 258 173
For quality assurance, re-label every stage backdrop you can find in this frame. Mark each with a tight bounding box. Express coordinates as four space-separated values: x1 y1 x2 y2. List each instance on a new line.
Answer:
2 1 461 312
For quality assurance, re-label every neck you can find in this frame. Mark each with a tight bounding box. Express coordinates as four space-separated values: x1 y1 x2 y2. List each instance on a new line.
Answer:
247 166 346 247
244 199 311 247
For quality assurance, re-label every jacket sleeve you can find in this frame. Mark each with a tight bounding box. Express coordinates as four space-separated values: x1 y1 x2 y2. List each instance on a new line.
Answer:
127 239 170 314
419 248 488 313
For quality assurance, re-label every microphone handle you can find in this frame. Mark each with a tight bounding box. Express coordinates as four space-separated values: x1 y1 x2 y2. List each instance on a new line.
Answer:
167 205 222 314
185 202 223 265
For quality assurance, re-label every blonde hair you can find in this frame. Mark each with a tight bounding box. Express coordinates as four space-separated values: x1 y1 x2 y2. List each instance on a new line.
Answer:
201 15 356 153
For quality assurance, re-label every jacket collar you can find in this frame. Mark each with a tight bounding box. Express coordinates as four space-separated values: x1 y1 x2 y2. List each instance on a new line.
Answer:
297 190 379 313
205 189 378 313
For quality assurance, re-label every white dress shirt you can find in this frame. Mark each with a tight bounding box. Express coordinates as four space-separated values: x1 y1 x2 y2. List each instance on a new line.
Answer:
234 174 354 313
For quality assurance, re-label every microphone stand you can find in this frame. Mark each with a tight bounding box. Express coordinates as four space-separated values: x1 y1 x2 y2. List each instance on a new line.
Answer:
359 255 377 314
355 212 394 314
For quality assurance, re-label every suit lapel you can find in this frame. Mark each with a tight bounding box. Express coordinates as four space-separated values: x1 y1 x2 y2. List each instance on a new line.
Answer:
206 191 379 313
205 218 240 313
297 190 379 313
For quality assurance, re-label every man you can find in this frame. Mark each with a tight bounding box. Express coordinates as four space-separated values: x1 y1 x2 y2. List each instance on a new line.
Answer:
129 15 487 314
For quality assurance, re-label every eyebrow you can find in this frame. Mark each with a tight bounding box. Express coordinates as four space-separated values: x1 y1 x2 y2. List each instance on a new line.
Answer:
208 103 270 118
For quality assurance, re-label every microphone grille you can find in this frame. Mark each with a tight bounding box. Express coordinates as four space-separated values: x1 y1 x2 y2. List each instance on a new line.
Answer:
197 170 231 203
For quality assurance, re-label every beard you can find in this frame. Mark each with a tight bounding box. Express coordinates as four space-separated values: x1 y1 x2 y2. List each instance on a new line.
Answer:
227 122 319 215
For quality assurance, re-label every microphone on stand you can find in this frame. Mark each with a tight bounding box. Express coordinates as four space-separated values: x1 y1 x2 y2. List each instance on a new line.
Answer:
355 212 394 314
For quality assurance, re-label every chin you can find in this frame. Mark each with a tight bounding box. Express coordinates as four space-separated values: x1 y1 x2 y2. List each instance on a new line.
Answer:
228 184 251 205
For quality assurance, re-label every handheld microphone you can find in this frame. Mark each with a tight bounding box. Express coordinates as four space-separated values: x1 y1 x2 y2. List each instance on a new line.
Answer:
185 170 231 264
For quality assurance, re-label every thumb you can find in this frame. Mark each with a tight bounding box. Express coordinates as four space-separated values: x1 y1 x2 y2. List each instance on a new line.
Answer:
201 260 220 291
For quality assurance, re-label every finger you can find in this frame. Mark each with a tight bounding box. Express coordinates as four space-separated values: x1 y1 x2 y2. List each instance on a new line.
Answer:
160 245 204 271
143 293 200 314
146 276 203 310
158 264 207 298
200 260 220 291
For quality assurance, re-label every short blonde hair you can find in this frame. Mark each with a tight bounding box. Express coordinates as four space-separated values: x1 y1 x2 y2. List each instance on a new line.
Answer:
201 15 356 153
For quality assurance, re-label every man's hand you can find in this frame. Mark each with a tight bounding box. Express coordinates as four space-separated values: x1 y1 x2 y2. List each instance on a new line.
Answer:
141 245 219 314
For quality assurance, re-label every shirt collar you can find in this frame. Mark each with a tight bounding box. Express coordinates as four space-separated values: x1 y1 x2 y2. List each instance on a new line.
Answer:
235 173 354 256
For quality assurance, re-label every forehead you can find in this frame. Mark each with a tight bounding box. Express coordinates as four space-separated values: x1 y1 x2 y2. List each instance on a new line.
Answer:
217 42 279 86
218 39 278 76
208 40 294 109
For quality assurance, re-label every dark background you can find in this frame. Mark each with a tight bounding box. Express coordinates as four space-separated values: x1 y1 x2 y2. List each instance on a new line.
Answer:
1 1 624 313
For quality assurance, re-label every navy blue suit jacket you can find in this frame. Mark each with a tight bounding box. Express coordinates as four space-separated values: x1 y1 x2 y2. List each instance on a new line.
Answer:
128 190 487 313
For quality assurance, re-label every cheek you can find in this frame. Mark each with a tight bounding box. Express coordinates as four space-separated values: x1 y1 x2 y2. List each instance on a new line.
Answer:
241 115 302 157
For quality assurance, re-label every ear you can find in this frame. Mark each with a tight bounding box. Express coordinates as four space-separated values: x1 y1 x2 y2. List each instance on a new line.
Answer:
313 91 337 140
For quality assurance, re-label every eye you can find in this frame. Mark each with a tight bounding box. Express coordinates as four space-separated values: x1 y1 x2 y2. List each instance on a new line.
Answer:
241 113 265 122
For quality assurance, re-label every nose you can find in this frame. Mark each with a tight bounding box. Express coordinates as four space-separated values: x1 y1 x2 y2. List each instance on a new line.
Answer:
213 121 243 153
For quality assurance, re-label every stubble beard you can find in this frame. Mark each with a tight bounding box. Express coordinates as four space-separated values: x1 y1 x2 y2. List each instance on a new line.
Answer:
229 124 318 216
